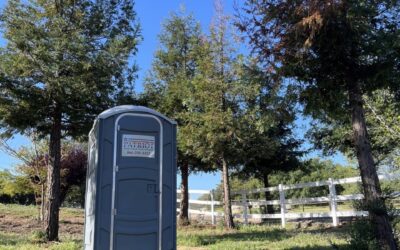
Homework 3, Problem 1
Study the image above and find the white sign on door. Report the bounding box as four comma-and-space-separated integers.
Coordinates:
122, 134, 155, 158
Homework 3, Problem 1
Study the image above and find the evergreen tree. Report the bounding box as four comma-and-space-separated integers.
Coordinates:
310, 88, 400, 168
143, 11, 210, 226
238, 0, 400, 247
180, 2, 257, 228
237, 62, 303, 213
0, 0, 140, 240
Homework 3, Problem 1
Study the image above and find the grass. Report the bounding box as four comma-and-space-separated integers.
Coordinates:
178, 224, 350, 250
0, 203, 352, 249
289, 203, 354, 213
0, 232, 81, 250
0, 203, 38, 218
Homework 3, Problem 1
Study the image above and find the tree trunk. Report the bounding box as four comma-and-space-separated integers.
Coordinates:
222, 157, 235, 229
80, 183, 85, 208
44, 107, 62, 241
178, 162, 190, 226
41, 183, 45, 222
59, 184, 69, 206
263, 173, 274, 214
348, 82, 397, 250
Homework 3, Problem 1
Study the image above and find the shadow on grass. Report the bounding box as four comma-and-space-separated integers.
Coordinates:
286, 246, 347, 250
184, 228, 291, 246
297, 224, 351, 236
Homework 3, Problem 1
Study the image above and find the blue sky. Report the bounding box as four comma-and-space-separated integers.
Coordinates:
0, 0, 348, 191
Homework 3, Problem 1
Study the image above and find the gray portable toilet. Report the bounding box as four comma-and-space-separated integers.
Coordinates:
84, 105, 177, 250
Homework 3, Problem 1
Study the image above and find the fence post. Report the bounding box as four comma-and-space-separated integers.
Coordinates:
241, 191, 248, 225
210, 190, 215, 225
328, 178, 338, 227
279, 184, 286, 228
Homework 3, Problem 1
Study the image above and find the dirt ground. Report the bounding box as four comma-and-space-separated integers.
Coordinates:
0, 204, 84, 239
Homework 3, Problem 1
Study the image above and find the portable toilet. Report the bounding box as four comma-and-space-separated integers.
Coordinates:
84, 105, 177, 250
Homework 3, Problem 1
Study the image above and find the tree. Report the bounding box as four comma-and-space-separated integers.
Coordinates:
238, 0, 400, 248
0, 169, 35, 205
237, 63, 302, 213
59, 142, 87, 206
271, 159, 359, 199
6, 139, 87, 219
210, 177, 263, 203
218, 158, 359, 203
143, 10, 210, 226
309, 88, 400, 168
0, 0, 141, 240
1, 132, 48, 219
364, 89, 400, 171
240, 131, 302, 213
15, 139, 48, 220
179, 2, 257, 229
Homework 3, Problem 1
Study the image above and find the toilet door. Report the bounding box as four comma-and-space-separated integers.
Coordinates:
111, 114, 162, 250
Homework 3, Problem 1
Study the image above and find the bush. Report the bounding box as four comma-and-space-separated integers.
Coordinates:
348, 194, 400, 249
30, 230, 47, 243
348, 219, 379, 249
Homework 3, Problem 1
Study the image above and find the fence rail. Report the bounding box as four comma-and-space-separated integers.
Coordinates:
176, 189, 218, 225
176, 174, 399, 227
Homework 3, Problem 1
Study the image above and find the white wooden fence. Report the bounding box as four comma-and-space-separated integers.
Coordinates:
176, 189, 222, 225
177, 174, 399, 227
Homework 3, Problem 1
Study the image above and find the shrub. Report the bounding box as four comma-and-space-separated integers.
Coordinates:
30, 230, 47, 243
348, 219, 379, 249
